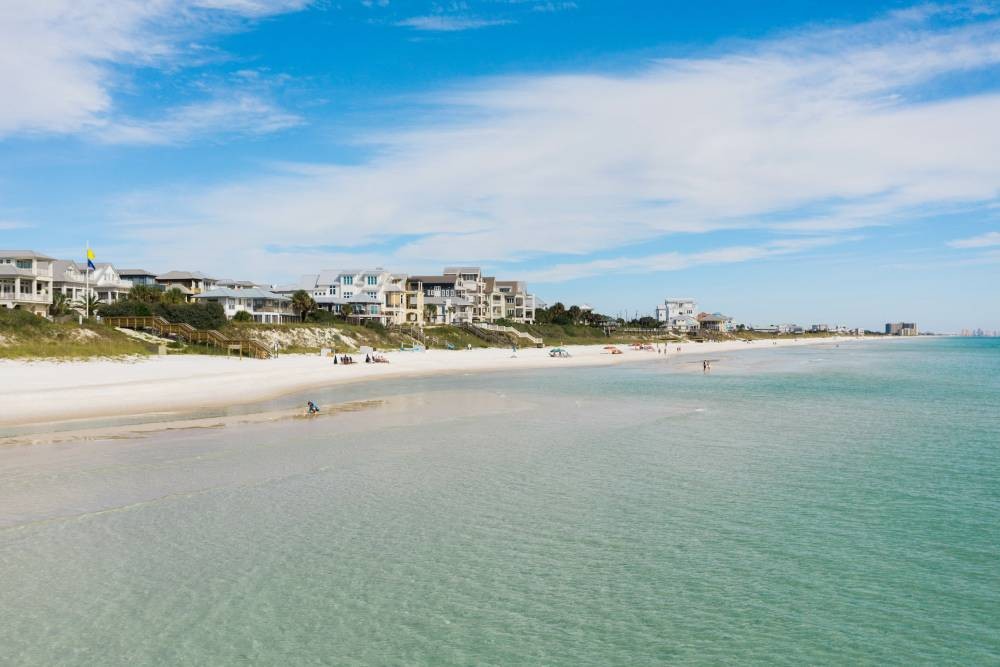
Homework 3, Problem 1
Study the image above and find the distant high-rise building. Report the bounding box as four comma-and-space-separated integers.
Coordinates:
886, 322, 918, 336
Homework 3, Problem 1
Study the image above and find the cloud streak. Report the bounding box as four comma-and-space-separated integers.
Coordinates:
394, 15, 512, 31
948, 231, 1000, 248
0, 0, 309, 141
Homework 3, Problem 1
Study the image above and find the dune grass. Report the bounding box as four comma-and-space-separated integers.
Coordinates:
0, 309, 151, 359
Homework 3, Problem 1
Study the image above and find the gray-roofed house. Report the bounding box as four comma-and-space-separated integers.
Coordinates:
118, 269, 158, 287
192, 287, 294, 324
52, 260, 132, 307
155, 271, 216, 299
0, 250, 54, 316
288, 269, 410, 325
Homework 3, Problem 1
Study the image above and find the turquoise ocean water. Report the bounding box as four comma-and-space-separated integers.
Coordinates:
1, 337, 998, 665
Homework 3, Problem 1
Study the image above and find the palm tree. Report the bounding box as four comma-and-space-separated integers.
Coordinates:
290, 290, 316, 322
49, 292, 71, 317
74, 293, 101, 317
423, 304, 438, 324
129, 284, 161, 304
161, 287, 187, 305
340, 303, 355, 321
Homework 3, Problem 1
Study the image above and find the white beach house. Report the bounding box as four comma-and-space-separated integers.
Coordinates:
656, 298, 700, 332
0, 250, 54, 316
277, 269, 409, 325
192, 287, 294, 323
52, 260, 132, 306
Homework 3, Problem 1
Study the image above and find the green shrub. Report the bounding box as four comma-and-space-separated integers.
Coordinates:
232, 310, 254, 322
98, 300, 153, 317
155, 302, 227, 330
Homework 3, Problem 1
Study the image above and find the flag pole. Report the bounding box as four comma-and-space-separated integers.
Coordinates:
85, 240, 90, 319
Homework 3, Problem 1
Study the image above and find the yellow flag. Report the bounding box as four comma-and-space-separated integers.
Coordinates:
86, 248, 95, 260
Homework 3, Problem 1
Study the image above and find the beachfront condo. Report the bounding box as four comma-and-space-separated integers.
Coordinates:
886, 322, 918, 336
52, 260, 133, 307
656, 298, 700, 332
407, 274, 474, 325
155, 271, 217, 299
0, 250, 54, 317
442, 267, 537, 324
192, 287, 295, 324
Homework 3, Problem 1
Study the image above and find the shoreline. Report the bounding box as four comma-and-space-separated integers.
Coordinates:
1, 336, 878, 437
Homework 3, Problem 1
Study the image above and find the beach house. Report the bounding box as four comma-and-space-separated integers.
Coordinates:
155, 271, 217, 299
278, 269, 409, 325
52, 260, 132, 306
0, 250, 54, 316
697, 312, 735, 333
441, 267, 537, 324
118, 269, 158, 287
407, 274, 473, 325
192, 287, 294, 323
656, 298, 700, 332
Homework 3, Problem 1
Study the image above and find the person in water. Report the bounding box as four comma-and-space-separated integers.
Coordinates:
307, 401, 320, 415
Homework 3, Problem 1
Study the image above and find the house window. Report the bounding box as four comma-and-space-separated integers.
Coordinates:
342, 276, 353, 285
343, 291, 352, 299
15, 259, 32, 270
366, 275, 378, 286
367, 291, 377, 299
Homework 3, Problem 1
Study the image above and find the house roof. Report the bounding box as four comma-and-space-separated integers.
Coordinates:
157, 270, 215, 281
214, 279, 257, 288
118, 269, 157, 276
443, 267, 480, 274
0, 250, 56, 261
698, 313, 733, 323
409, 275, 457, 284
192, 287, 289, 300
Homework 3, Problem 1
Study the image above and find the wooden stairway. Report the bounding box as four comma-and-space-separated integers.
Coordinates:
104, 316, 272, 359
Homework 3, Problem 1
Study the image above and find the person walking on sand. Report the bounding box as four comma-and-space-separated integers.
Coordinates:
511, 344, 518, 358
307, 401, 320, 415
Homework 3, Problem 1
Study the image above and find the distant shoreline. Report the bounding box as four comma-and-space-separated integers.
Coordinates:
0, 336, 899, 440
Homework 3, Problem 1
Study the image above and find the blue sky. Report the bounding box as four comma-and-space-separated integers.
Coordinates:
1, 0, 999, 331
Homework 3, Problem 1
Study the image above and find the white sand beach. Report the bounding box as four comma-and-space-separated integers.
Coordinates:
1, 337, 863, 430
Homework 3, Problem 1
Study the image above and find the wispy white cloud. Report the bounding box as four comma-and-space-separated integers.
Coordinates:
517, 236, 856, 283
0, 220, 32, 231
95, 95, 303, 145
0, 0, 310, 140
395, 15, 512, 31
948, 230, 1000, 248
110, 6, 1000, 282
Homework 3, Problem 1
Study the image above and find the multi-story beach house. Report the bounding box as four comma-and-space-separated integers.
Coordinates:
277, 269, 409, 325
697, 312, 735, 333
406, 274, 473, 325
192, 287, 295, 324
118, 269, 158, 287
441, 267, 537, 323
52, 260, 132, 306
0, 250, 54, 316
656, 298, 700, 332
155, 271, 217, 300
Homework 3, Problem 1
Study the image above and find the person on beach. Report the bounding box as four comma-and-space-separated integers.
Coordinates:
307, 401, 320, 415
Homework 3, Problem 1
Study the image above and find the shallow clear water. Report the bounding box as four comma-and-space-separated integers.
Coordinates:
1, 338, 998, 665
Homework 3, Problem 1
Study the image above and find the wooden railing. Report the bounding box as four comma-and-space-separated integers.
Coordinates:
461, 322, 544, 347
104, 315, 272, 359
